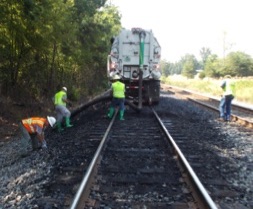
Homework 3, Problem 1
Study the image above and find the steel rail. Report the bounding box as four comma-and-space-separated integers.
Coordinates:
152, 107, 218, 209
162, 84, 253, 111
69, 109, 118, 209
187, 97, 253, 128
161, 84, 253, 127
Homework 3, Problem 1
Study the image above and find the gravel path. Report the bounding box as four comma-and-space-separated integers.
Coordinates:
0, 94, 252, 209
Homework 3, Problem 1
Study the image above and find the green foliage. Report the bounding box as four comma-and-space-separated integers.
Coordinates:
75, 4, 121, 96
161, 48, 253, 81
160, 60, 172, 76
198, 71, 205, 79
202, 51, 253, 78
0, 0, 121, 103
200, 47, 211, 62
160, 60, 184, 76
181, 54, 198, 78
204, 55, 222, 78
199, 47, 212, 69
224, 52, 253, 76
74, 0, 106, 17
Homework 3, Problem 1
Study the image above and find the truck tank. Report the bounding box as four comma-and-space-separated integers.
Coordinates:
107, 28, 161, 107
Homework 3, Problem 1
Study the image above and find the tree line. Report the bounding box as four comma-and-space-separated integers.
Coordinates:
161, 47, 253, 79
2, 0, 252, 105
0, 0, 121, 103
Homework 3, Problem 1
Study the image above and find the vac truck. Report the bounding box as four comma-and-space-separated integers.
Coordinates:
107, 28, 161, 109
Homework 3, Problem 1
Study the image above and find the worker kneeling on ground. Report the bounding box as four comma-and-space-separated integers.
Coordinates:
107, 74, 125, 120
19, 116, 56, 151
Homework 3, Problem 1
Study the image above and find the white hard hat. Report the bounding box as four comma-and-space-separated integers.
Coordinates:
62, 87, 67, 91
113, 74, 120, 80
47, 116, 56, 127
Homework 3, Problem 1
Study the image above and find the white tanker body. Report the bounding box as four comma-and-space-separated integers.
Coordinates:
107, 28, 161, 106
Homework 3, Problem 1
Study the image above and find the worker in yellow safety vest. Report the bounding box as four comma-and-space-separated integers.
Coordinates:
107, 74, 125, 120
54, 87, 73, 132
218, 75, 235, 121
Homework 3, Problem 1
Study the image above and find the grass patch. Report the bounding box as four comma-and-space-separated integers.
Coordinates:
162, 76, 253, 105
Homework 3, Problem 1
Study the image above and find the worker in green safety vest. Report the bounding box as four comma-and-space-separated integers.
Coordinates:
218, 75, 235, 122
107, 74, 125, 120
54, 87, 73, 132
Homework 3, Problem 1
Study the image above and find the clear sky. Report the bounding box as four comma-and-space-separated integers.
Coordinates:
110, 0, 253, 62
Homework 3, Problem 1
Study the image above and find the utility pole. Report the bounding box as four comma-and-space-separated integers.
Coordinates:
223, 31, 227, 60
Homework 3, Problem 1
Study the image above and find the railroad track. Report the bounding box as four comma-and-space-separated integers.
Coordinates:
161, 84, 253, 128
10, 91, 249, 209
1, 89, 252, 209
69, 107, 218, 209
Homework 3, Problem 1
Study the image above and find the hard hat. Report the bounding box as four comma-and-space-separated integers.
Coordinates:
113, 74, 120, 80
62, 87, 67, 91
47, 116, 56, 127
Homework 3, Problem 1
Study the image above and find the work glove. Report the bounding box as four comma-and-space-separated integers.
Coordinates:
42, 139, 47, 149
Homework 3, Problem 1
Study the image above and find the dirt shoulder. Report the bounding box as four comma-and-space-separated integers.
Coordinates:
0, 117, 18, 142
0, 100, 54, 143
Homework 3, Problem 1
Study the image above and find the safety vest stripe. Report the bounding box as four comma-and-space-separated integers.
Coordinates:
22, 118, 45, 133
